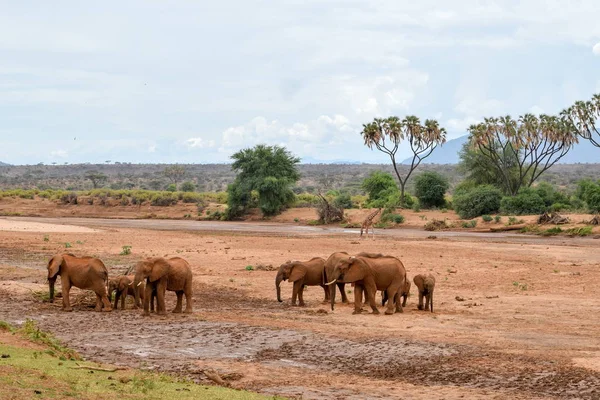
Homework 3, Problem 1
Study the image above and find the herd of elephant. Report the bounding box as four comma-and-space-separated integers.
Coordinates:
46, 253, 193, 315
44, 251, 435, 316
276, 252, 436, 314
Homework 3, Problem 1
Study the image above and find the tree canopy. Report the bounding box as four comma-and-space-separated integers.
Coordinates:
468, 114, 578, 196
361, 116, 446, 205
561, 93, 600, 147
226, 144, 300, 219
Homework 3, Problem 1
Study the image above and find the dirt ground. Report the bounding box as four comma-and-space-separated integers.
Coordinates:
1, 216, 600, 399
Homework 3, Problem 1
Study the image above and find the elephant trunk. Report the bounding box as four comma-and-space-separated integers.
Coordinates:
48, 278, 56, 302
275, 271, 284, 302
133, 273, 143, 307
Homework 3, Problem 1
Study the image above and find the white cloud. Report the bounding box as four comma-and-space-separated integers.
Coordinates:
186, 138, 216, 149
446, 117, 480, 135
593, 42, 600, 55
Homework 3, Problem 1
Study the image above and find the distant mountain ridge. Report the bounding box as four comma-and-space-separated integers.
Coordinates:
0, 161, 10, 166
401, 135, 600, 165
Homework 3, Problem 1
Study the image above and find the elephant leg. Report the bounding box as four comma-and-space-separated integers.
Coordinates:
184, 288, 193, 313
321, 285, 329, 303
298, 284, 306, 307
113, 291, 120, 310
173, 291, 183, 313
402, 293, 407, 308
95, 294, 102, 311
425, 294, 430, 312
143, 283, 152, 316
61, 280, 72, 312
352, 285, 364, 314
338, 283, 349, 303
156, 283, 166, 315
120, 290, 126, 310
291, 281, 302, 306
418, 291, 424, 310
365, 283, 379, 314
394, 292, 403, 313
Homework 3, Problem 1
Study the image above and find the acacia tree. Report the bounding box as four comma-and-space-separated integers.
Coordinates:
561, 93, 600, 147
361, 116, 446, 205
84, 171, 107, 189
163, 165, 186, 184
226, 144, 300, 219
468, 114, 578, 196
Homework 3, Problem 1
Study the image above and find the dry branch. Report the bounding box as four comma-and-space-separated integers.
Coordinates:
70, 362, 126, 372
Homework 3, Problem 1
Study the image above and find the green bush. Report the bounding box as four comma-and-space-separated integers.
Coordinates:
180, 181, 196, 192
481, 214, 493, 222
500, 189, 546, 215
453, 185, 502, 219
381, 212, 405, 224
165, 184, 177, 192
333, 193, 353, 209
181, 192, 202, 204
549, 202, 570, 212
414, 171, 449, 208
150, 192, 178, 206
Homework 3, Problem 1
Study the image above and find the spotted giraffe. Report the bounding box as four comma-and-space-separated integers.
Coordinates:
360, 208, 382, 239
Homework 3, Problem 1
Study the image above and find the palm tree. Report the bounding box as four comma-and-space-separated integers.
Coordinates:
361, 116, 446, 205
561, 93, 600, 147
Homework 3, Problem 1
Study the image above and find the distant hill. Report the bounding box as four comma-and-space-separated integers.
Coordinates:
0, 161, 10, 166
402, 135, 600, 165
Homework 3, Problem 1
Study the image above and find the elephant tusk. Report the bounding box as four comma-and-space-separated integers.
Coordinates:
325, 279, 337, 286
137, 281, 143, 287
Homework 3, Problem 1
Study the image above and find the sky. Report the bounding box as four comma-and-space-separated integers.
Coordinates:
1, 1, 599, 165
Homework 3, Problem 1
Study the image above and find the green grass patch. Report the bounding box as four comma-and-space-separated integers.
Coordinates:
0, 321, 279, 400
564, 226, 594, 236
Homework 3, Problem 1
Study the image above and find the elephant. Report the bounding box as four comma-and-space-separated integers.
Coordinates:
327, 254, 406, 315
382, 278, 411, 308
324, 252, 350, 305
133, 257, 193, 315
47, 253, 111, 312
324, 252, 387, 307
413, 274, 436, 312
276, 257, 327, 306
108, 275, 144, 310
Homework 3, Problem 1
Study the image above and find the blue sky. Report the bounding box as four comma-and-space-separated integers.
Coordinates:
1, 1, 599, 165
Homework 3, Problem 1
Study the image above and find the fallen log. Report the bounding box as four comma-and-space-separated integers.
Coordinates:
70, 362, 126, 372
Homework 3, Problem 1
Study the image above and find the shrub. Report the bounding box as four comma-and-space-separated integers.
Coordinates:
549, 202, 570, 212
120, 245, 132, 255
333, 193, 353, 209
150, 192, 178, 206
481, 214, 493, 223
165, 184, 177, 192
461, 220, 477, 228
180, 181, 196, 192
453, 185, 502, 219
60, 192, 78, 205
494, 215, 502, 223
500, 189, 546, 215
414, 172, 449, 208
381, 212, 405, 224
181, 192, 202, 203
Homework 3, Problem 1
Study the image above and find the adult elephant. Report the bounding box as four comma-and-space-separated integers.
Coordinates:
324, 252, 385, 307
276, 257, 327, 306
323, 252, 351, 305
47, 253, 111, 312
133, 257, 193, 316
327, 254, 406, 315
108, 275, 144, 310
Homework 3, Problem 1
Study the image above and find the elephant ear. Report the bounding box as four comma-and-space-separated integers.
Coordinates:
344, 258, 368, 282
288, 262, 306, 282
149, 258, 171, 282
48, 255, 64, 279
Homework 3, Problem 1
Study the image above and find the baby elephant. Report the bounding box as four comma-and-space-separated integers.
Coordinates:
413, 274, 435, 312
381, 278, 411, 307
108, 275, 143, 310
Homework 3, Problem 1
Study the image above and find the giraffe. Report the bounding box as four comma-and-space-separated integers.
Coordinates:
360, 208, 382, 239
